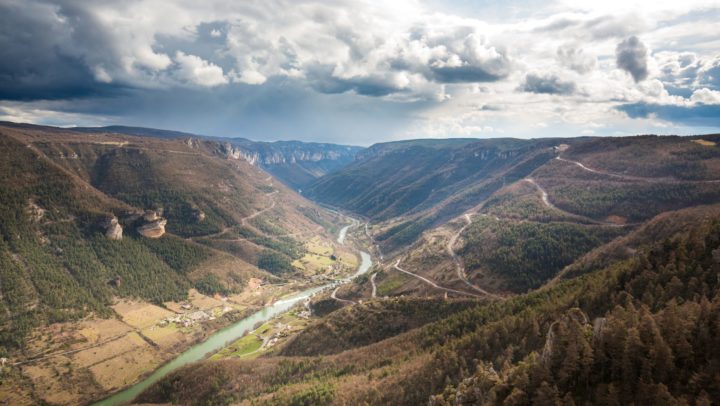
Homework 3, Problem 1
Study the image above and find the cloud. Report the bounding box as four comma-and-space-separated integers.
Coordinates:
1, 0, 719, 141
521, 73, 576, 95
616, 102, 720, 126
698, 57, 720, 89
616, 36, 649, 82
557, 46, 596, 73
690, 88, 720, 104
534, 13, 646, 40
173, 52, 228, 87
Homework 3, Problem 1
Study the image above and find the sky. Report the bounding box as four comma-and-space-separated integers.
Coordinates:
0, 0, 719, 145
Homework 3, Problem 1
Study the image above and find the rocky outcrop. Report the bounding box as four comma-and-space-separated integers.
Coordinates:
143, 209, 162, 222
26, 200, 45, 222
137, 218, 167, 238
103, 216, 123, 240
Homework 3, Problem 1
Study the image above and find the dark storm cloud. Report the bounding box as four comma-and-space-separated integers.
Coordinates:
616, 36, 649, 82
0, 1, 117, 100
429, 65, 507, 83
521, 73, 576, 95
616, 102, 720, 126
306, 65, 404, 97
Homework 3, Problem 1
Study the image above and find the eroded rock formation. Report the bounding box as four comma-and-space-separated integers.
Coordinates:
137, 218, 167, 238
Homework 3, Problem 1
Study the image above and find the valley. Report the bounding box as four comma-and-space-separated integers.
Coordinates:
3, 2, 720, 404
2, 123, 720, 405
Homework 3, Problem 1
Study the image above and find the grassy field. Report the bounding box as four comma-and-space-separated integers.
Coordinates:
376, 271, 412, 297
112, 301, 176, 330
292, 236, 358, 277
211, 333, 264, 359
211, 310, 311, 360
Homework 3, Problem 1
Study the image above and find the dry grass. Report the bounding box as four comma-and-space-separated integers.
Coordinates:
77, 318, 133, 344
72, 332, 147, 369
188, 288, 224, 310
22, 357, 88, 405
89, 339, 161, 391
112, 300, 175, 329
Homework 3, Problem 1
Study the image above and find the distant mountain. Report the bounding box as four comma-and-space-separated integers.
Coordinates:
67, 124, 364, 189
213, 138, 363, 190
306, 138, 564, 220
306, 137, 566, 251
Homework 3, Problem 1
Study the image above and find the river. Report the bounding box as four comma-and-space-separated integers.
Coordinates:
94, 221, 370, 406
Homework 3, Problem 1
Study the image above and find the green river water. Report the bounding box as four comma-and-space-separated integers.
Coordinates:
94, 223, 371, 405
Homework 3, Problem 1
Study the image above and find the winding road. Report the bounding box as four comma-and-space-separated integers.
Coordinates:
446, 214, 497, 296
370, 273, 378, 298
188, 189, 278, 241
393, 259, 483, 298
330, 286, 356, 304
524, 178, 556, 210
557, 155, 720, 184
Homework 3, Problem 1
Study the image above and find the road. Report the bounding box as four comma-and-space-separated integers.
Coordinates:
370, 273, 378, 298
524, 178, 555, 210
392, 259, 483, 298
188, 189, 278, 241
330, 286, 356, 304
557, 156, 720, 184
446, 214, 497, 296
241, 191, 278, 225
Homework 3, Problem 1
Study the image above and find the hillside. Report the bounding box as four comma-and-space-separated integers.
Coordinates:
38, 123, 364, 190
0, 123, 352, 405
306, 138, 565, 253
306, 138, 562, 221
304, 134, 720, 297
139, 217, 720, 405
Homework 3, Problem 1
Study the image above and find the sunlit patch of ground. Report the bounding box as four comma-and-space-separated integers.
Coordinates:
692, 139, 716, 147
72, 332, 147, 369
211, 310, 311, 360
112, 300, 176, 330
142, 323, 185, 348
293, 236, 358, 278
88, 335, 161, 391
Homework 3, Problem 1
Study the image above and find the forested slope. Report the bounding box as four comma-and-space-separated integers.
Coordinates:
0, 123, 337, 353
139, 216, 720, 405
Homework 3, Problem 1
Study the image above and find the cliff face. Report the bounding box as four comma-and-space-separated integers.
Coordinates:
104, 216, 123, 240
206, 139, 363, 189
62, 125, 363, 190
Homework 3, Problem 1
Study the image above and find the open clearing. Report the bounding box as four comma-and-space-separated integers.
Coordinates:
112, 300, 176, 330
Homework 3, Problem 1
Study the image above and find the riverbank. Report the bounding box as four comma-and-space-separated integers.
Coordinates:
94, 218, 372, 405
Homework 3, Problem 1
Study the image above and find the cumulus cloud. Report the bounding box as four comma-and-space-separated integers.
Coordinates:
690, 88, 720, 104
616, 36, 649, 82
521, 73, 576, 95
174, 51, 228, 86
1, 0, 719, 141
